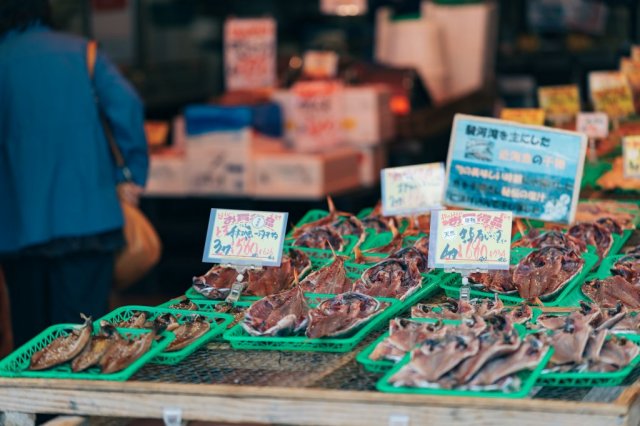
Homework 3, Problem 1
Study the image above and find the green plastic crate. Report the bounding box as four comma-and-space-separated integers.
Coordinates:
511, 228, 629, 258
287, 209, 331, 238
285, 234, 359, 263
376, 326, 552, 397
536, 334, 640, 387
581, 161, 613, 189
223, 295, 401, 353
0, 324, 174, 381
98, 305, 233, 365
355, 208, 409, 233
439, 248, 599, 306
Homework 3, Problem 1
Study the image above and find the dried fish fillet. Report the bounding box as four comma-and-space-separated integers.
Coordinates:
353, 259, 422, 300
30, 315, 93, 371
299, 255, 352, 294
306, 292, 385, 339
242, 286, 309, 336
166, 315, 211, 352
71, 323, 119, 372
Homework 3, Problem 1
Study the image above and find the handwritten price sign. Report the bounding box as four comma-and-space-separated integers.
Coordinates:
589, 71, 635, 119
291, 80, 343, 152
381, 163, 444, 216
224, 18, 276, 91
576, 112, 609, 139
623, 136, 640, 178
203, 209, 288, 267
428, 210, 512, 270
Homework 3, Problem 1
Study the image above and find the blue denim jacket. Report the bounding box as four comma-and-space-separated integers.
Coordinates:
0, 24, 148, 254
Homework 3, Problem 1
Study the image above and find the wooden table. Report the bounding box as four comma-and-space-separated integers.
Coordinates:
1, 375, 640, 425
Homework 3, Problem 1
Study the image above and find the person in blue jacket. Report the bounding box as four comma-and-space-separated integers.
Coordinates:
0, 0, 149, 346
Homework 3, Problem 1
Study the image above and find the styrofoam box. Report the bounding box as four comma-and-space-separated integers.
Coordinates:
145, 150, 187, 195
253, 147, 361, 199
342, 86, 395, 146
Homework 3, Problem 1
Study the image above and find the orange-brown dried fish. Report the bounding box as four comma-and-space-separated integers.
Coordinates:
71, 322, 120, 372
29, 314, 92, 371
99, 322, 163, 374
166, 315, 211, 352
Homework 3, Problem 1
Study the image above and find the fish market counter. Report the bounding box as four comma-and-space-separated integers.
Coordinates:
1, 349, 640, 426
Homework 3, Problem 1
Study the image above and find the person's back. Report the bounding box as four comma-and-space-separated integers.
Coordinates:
0, 0, 149, 347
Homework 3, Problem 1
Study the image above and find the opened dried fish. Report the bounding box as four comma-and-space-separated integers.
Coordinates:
370, 319, 447, 362
611, 254, 640, 285
582, 276, 640, 309
469, 268, 517, 294
71, 322, 119, 373
568, 222, 613, 260
299, 255, 352, 294
513, 229, 586, 254
353, 259, 422, 300
293, 226, 344, 251
99, 322, 164, 374
242, 286, 309, 336
30, 315, 93, 371
306, 292, 385, 339
166, 315, 212, 352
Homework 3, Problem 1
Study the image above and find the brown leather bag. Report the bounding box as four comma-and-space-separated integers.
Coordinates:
87, 41, 162, 289
0, 267, 13, 357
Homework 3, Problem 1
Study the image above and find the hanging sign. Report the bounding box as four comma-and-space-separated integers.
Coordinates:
623, 136, 640, 178
500, 108, 545, 126
589, 71, 635, 119
224, 17, 276, 91
444, 114, 587, 224
537, 85, 581, 121
380, 162, 445, 217
427, 210, 512, 270
203, 209, 288, 267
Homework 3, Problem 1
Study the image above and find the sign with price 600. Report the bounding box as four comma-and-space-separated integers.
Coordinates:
428, 210, 512, 270
203, 209, 288, 267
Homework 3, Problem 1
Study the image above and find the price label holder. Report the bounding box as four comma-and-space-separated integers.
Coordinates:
444, 114, 587, 225
380, 162, 445, 217
500, 108, 545, 126
202, 209, 288, 303
428, 210, 512, 302
576, 112, 609, 164
623, 136, 640, 179
537, 85, 581, 125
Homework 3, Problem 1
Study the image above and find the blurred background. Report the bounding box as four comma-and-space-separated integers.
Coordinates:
46, 0, 640, 303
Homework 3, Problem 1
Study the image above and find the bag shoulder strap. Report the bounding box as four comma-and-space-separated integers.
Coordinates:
86, 40, 132, 181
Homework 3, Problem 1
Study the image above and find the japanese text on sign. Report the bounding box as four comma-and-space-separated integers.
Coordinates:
224, 18, 276, 91
444, 114, 587, 224
203, 209, 288, 267
576, 112, 609, 139
291, 80, 343, 152
589, 71, 635, 119
381, 163, 444, 217
500, 108, 545, 126
623, 136, 640, 178
537, 85, 580, 120
427, 210, 512, 270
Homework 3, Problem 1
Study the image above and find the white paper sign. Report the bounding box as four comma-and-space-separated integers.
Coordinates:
576, 112, 609, 139
290, 81, 343, 152
623, 136, 640, 178
224, 18, 276, 91
381, 163, 445, 217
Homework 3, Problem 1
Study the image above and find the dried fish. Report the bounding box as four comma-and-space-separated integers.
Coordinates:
582, 276, 640, 309
116, 311, 148, 329
299, 255, 352, 294
291, 196, 343, 237
363, 221, 403, 255
513, 229, 586, 254
370, 319, 447, 362
469, 268, 517, 294
611, 254, 640, 285
71, 322, 119, 372
411, 299, 475, 320
306, 292, 385, 339
503, 304, 533, 325
167, 298, 198, 311
353, 259, 422, 300
242, 286, 309, 336
99, 322, 163, 374
293, 226, 344, 251
166, 315, 212, 352
568, 222, 613, 260
549, 317, 591, 366
513, 247, 584, 301
29, 315, 92, 371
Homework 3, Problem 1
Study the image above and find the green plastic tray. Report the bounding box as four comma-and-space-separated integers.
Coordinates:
285, 234, 359, 263
0, 324, 174, 381
288, 209, 331, 238
223, 295, 401, 353
376, 325, 552, 397
98, 305, 233, 365
511, 227, 629, 257
344, 234, 430, 274
184, 286, 262, 302
356, 208, 409, 233
581, 161, 613, 189
439, 248, 599, 306
536, 334, 640, 387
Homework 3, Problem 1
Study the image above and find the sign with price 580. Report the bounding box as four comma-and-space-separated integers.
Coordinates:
427, 210, 512, 270
203, 209, 288, 267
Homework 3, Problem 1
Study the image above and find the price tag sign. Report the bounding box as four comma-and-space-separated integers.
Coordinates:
428, 210, 512, 270
203, 209, 288, 267
589, 71, 635, 119
537, 85, 580, 121
500, 108, 545, 126
444, 114, 587, 224
224, 18, 276, 91
576, 112, 609, 139
623, 136, 640, 178
291, 80, 343, 152
381, 163, 445, 217
303, 51, 339, 79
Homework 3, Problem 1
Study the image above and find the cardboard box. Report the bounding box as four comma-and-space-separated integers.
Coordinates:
185, 128, 253, 195
342, 86, 395, 145
357, 144, 387, 187
253, 147, 361, 198
145, 149, 187, 195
